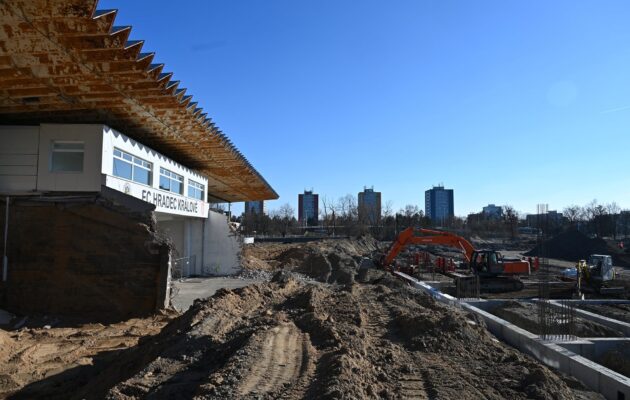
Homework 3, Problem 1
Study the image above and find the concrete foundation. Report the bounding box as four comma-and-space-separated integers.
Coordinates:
548, 299, 630, 336
396, 272, 630, 400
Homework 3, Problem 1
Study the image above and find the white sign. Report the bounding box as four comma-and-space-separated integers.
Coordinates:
105, 175, 207, 218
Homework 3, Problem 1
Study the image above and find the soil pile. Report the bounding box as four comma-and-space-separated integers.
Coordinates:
525, 230, 612, 263
526, 229, 630, 268
6, 274, 603, 399
242, 237, 380, 285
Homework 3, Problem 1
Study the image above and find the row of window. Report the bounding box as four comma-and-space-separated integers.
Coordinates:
49, 143, 205, 201
113, 148, 205, 200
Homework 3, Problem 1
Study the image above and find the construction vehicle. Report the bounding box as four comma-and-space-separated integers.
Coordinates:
573, 255, 624, 296
380, 227, 531, 292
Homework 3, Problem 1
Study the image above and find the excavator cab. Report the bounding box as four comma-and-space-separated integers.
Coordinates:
470, 250, 503, 276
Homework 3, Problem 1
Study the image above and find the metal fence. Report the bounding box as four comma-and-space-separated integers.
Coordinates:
171, 255, 196, 279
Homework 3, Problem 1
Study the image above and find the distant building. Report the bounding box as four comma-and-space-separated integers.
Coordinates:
482, 204, 503, 220
298, 190, 319, 226
425, 185, 454, 224
525, 210, 565, 229
358, 186, 382, 225
244, 200, 265, 215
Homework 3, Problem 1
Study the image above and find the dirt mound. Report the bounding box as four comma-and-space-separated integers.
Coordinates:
246, 237, 380, 285
525, 230, 610, 262
6, 278, 603, 399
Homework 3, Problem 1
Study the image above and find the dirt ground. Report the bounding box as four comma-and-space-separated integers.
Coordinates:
597, 345, 630, 378
490, 301, 625, 337
0, 312, 175, 398
1, 271, 604, 399
0, 237, 615, 399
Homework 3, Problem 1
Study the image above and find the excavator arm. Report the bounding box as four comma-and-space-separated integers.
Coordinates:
381, 227, 476, 267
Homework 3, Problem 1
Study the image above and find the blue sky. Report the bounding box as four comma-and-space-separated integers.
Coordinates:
100, 1, 630, 217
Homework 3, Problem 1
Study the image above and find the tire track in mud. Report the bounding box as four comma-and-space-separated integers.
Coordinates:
359, 286, 429, 400
399, 373, 429, 400
238, 323, 314, 397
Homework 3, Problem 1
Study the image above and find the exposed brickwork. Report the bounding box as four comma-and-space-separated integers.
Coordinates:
0, 195, 170, 322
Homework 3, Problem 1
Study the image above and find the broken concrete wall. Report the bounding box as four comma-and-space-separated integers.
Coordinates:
0, 195, 170, 322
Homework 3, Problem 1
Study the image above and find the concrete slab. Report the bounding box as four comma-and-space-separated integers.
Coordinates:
170, 277, 261, 312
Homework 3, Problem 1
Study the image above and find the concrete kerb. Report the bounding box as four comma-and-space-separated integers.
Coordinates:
392, 272, 630, 400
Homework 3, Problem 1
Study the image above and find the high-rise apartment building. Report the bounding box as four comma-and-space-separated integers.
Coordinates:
358, 186, 381, 225
425, 185, 454, 224
482, 204, 503, 220
244, 200, 265, 215
298, 190, 319, 226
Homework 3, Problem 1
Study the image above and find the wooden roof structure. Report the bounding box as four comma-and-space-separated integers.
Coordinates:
0, 0, 277, 202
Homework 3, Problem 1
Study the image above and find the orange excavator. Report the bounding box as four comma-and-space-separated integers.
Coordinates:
380, 227, 531, 292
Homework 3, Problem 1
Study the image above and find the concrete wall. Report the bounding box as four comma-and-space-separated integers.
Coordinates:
37, 124, 103, 192
155, 210, 241, 277
0, 126, 40, 192
0, 195, 170, 322
201, 210, 241, 276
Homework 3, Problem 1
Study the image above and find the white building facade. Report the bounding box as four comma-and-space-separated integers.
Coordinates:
0, 123, 240, 276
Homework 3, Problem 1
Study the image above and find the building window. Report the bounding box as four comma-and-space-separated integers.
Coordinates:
50, 141, 84, 172
159, 167, 184, 194
113, 148, 152, 185
188, 180, 205, 201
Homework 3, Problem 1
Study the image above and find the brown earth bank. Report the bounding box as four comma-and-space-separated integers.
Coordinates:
2, 271, 604, 400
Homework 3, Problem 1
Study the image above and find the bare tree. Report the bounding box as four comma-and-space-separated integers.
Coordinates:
277, 203, 295, 237
503, 205, 519, 240
606, 202, 621, 239
563, 205, 582, 227
383, 200, 394, 219
320, 195, 334, 234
